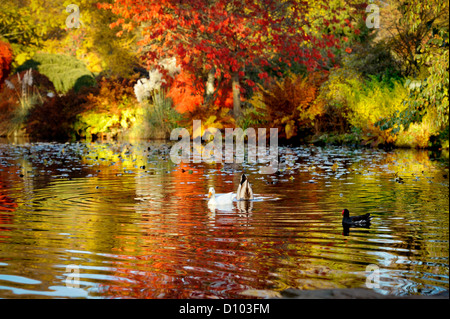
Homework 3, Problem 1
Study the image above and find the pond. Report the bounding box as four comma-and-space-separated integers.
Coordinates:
0, 139, 448, 298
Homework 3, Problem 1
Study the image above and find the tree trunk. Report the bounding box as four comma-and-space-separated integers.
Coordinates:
205, 67, 215, 104
232, 72, 242, 118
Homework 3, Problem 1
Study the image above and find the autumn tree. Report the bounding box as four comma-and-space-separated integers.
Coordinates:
0, 39, 13, 90
377, 0, 449, 76
0, 0, 138, 77
101, 0, 353, 118
0, 1, 45, 67
372, 0, 449, 134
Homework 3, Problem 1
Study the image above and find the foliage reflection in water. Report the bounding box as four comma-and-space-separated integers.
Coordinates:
0, 139, 448, 298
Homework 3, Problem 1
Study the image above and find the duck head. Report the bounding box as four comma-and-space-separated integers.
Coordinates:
342, 209, 350, 217
208, 187, 215, 198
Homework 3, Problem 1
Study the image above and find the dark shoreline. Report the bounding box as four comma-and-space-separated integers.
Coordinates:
280, 287, 449, 299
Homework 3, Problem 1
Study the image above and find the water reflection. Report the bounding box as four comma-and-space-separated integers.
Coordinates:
237, 200, 253, 215
0, 139, 448, 298
342, 224, 371, 236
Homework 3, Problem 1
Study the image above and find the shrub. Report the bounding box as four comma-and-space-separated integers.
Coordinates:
401, 31, 449, 134
395, 122, 431, 148
0, 68, 55, 136
16, 53, 96, 94
132, 89, 183, 139
26, 85, 96, 140
395, 109, 447, 149
237, 93, 269, 131
320, 65, 409, 147
252, 72, 327, 140
74, 96, 138, 140
73, 76, 140, 140
342, 42, 402, 81
179, 100, 236, 136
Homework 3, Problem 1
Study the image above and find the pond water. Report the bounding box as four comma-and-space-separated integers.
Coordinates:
0, 139, 448, 298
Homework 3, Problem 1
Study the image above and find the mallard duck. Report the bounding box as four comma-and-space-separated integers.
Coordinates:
207, 187, 236, 206
236, 174, 254, 201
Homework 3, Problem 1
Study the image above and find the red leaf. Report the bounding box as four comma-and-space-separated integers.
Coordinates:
100, 0, 347, 113
246, 79, 255, 87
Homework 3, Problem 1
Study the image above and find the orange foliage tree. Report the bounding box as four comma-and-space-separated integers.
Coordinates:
167, 70, 233, 114
100, 0, 350, 117
0, 40, 13, 90
259, 72, 328, 140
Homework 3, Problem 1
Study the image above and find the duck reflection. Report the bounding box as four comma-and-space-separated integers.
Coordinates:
237, 199, 253, 215
342, 223, 371, 236
207, 200, 254, 228
207, 199, 253, 216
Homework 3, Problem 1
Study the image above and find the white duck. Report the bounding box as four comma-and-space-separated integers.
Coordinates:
236, 174, 254, 201
207, 187, 236, 207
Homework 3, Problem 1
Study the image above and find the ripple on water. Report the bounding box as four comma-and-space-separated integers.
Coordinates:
0, 141, 448, 298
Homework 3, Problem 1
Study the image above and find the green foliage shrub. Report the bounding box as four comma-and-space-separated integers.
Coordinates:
16, 53, 96, 94
237, 101, 269, 132
132, 90, 183, 139
344, 42, 402, 82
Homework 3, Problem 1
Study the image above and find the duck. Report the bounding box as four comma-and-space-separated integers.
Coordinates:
394, 172, 404, 184
236, 173, 254, 201
207, 187, 236, 206
342, 209, 372, 226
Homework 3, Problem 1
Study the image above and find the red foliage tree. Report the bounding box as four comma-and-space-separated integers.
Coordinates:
101, 0, 358, 116
0, 40, 13, 90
